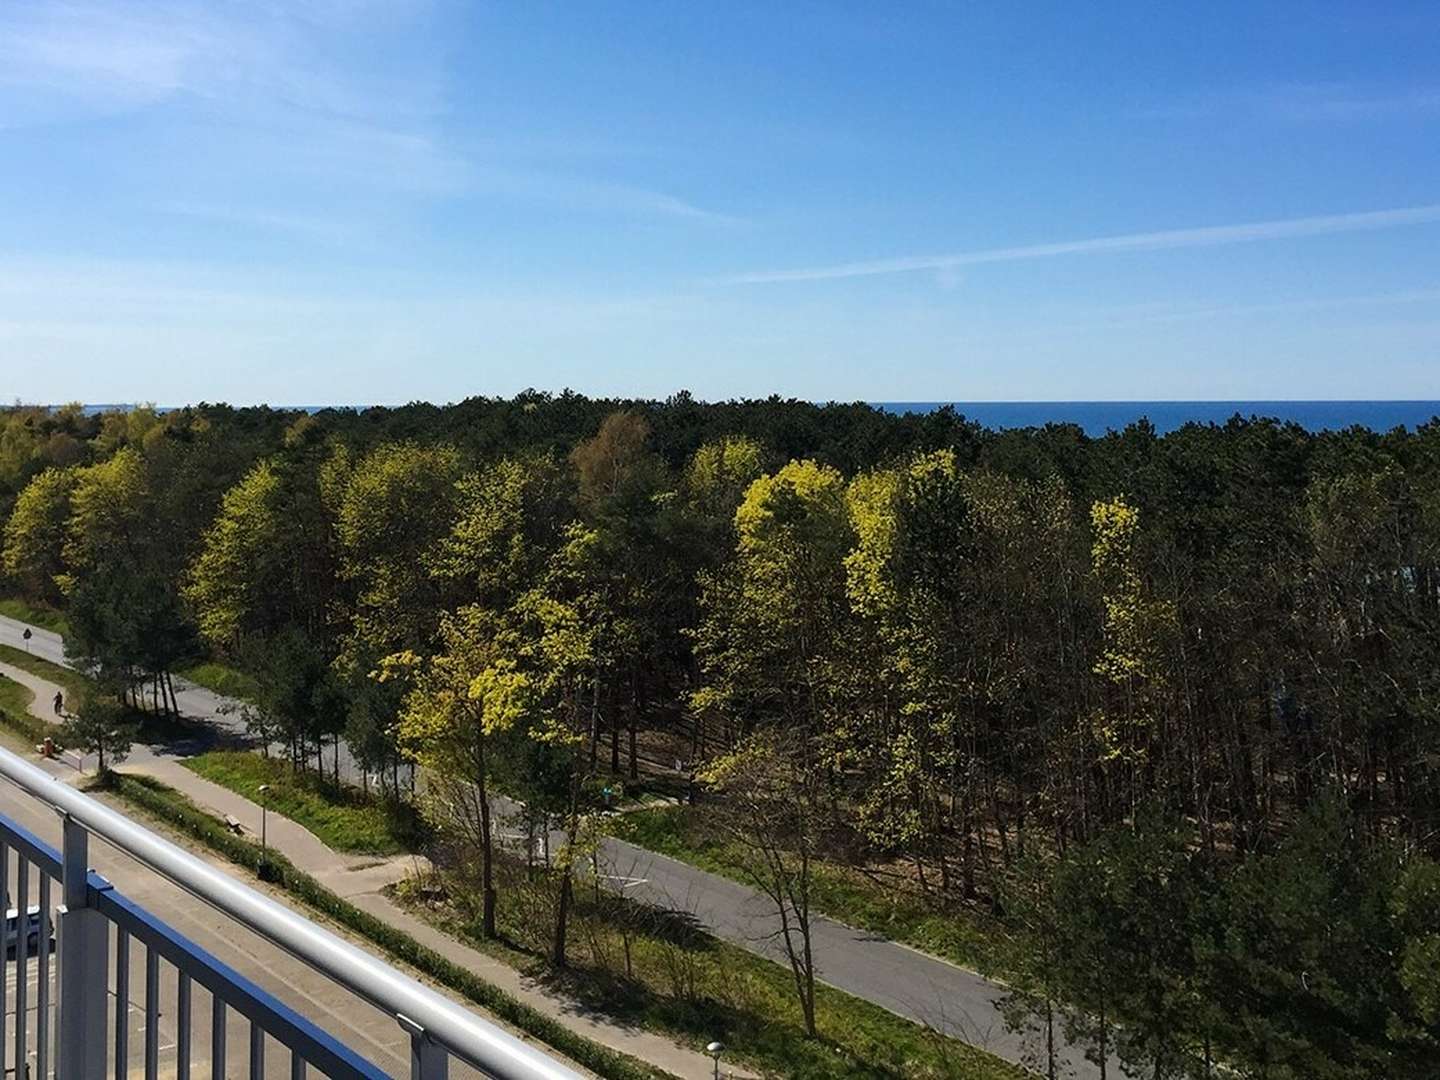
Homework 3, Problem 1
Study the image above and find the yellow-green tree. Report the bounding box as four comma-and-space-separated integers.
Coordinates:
392, 605, 536, 938
61, 448, 187, 701
185, 459, 288, 647
430, 453, 572, 613
1090, 496, 1175, 813
2, 466, 75, 605
332, 441, 464, 784
694, 459, 854, 742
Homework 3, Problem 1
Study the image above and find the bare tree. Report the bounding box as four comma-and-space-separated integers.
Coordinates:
700, 728, 828, 1036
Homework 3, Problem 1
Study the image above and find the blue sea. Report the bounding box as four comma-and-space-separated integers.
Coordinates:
64, 400, 1440, 436
877, 401, 1440, 436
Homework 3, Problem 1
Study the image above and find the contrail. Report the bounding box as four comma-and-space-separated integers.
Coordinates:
722, 203, 1440, 284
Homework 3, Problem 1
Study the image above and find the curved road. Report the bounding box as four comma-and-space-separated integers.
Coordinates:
0, 613, 1105, 1077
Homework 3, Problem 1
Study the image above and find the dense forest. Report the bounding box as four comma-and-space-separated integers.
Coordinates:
3, 394, 1439, 1079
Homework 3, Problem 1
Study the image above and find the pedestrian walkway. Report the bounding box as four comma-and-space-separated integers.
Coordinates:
0, 653, 741, 1079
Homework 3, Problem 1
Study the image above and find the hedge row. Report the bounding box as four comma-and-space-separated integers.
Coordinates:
110, 774, 673, 1080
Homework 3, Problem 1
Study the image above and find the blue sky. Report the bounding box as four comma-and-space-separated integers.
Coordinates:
2, 2, 1438, 405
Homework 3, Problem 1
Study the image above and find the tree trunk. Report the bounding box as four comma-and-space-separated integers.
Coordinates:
589, 675, 599, 766
628, 669, 641, 781
165, 670, 180, 716
551, 866, 573, 968
476, 734, 497, 939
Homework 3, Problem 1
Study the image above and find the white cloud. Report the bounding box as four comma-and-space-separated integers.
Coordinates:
0, 1, 725, 221
0, 1, 441, 121
723, 204, 1440, 284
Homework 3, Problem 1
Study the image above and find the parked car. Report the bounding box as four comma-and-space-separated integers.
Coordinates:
4, 905, 49, 958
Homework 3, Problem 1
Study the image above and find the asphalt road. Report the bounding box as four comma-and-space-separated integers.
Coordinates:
0, 616, 392, 790
0, 613, 1105, 1077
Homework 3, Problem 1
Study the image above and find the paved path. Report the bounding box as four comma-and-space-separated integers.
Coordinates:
0, 613, 1103, 1076
0, 648, 738, 1080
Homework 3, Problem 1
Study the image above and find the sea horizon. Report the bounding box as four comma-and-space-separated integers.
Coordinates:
49, 398, 1440, 437
879, 400, 1440, 435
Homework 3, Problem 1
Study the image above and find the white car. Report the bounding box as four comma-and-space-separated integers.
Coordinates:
4, 906, 48, 957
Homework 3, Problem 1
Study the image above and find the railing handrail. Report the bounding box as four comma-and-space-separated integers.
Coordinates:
0, 746, 584, 1080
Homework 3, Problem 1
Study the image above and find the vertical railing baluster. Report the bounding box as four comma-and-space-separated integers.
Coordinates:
0, 842, 8, 1078
58, 814, 106, 1080
402, 1016, 449, 1080
291, 1049, 306, 1079
145, 948, 159, 1080
211, 992, 226, 1080
250, 1020, 265, 1080
37, 874, 50, 1078
16, 858, 29, 1078
176, 971, 191, 1080
115, 929, 130, 1080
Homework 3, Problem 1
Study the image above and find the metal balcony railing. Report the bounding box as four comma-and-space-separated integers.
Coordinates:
0, 746, 584, 1080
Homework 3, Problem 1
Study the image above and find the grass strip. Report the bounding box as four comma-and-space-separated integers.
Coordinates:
0, 597, 70, 636
107, 772, 672, 1080
183, 749, 411, 855
0, 676, 50, 744
626, 806, 1013, 979
0, 643, 89, 700
176, 661, 261, 702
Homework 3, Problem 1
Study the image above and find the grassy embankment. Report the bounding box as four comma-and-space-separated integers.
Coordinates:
0, 642, 87, 699
0, 597, 70, 636
626, 805, 1012, 979
0, 644, 87, 744
0, 643, 205, 748
0, 672, 40, 740
175, 661, 262, 701
183, 749, 413, 855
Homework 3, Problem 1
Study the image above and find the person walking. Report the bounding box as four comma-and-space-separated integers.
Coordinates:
52, 690, 63, 716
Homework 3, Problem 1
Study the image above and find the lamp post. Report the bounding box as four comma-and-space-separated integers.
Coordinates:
706, 1041, 724, 1080
257, 784, 271, 872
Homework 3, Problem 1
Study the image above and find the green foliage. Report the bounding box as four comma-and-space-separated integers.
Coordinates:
6, 398, 1440, 1077
61, 688, 140, 772
185, 458, 287, 645
430, 454, 572, 610
2, 467, 75, 604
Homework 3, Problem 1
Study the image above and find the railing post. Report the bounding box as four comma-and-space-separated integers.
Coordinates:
398, 1014, 448, 1080
58, 815, 109, 1080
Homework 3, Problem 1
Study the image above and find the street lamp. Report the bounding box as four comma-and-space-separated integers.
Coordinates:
257, 784, 271, 872
706, 1041, 724, 1080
